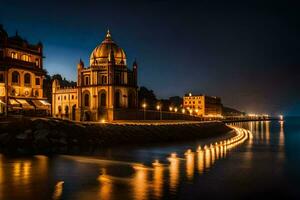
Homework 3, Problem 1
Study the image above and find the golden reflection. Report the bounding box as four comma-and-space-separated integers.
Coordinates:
35, 155, 48, 175
53, 181, 64, 200
220, 145, 224, 159
153, 162, 164, 199
133, 165, 148, 200
185, 150, 194, 180
265, 121, 270, 144
12, 161, 33, 185
0, 155, 3, 184
168, 154, 179, 192
211, 146, 216, 165
197, 150, 205, 174
260, 122, 264, 141
204, 148, 211, 169
215, 145, 220, 160
279, 121, 285, 146
98, 169, 112, 200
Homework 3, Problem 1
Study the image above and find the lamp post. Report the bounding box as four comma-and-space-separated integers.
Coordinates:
156, 104, 162, 120
182, 108, 185, 114
142, 103, 147, 120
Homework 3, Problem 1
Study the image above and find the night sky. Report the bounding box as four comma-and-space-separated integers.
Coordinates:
1, 0, 299, 115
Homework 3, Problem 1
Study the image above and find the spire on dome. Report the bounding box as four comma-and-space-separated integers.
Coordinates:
106, 29, 111, 38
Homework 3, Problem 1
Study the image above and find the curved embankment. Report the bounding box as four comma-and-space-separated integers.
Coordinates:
0, 118, 232, 154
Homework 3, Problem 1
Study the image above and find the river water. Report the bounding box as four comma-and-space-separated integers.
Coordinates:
1, 117, 300, 200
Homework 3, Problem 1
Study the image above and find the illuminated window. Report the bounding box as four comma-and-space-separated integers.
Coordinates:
35, 90, 39, 97
24, 73, 31, 85
72, 95, 74, 100
58, 96, 60, 100
11, 52, 18, 59
0, 73, 4, 83
35, 78, 40, 85
64, 96, 66, 100
12, 71, 20, 84
21, 54, 31, 62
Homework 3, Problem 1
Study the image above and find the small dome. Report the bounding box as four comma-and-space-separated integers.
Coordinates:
90, 30, 126, 66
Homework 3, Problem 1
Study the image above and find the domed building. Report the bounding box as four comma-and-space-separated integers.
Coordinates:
52, 30, 138, 121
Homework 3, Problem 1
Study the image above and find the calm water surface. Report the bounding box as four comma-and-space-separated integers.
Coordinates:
1, 117, 300, 199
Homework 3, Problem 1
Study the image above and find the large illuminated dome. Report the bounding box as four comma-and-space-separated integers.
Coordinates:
90, 30, 126, 66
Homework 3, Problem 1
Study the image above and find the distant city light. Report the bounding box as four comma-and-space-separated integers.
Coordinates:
156, 105, 161, 110
142, 103, 147, 109
279, 115, 284, 121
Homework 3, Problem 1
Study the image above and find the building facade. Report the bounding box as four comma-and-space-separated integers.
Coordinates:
52, 30, 138, 121
0, 25, 50, 115
183, 93, 222, 117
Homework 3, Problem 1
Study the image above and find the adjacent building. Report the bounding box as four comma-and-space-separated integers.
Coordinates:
183, 93, 222, 117
0, 25, 50, 115
52, 30, 138, 121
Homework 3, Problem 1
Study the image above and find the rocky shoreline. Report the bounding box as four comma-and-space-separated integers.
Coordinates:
0, 118, 232, 155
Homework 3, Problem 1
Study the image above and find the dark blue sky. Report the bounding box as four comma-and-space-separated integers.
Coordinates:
1, 0, 300, 115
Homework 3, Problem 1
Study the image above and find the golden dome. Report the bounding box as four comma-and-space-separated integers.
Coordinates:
90, 30, 126, 66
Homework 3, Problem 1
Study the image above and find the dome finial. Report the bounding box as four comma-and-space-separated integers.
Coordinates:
106, 29, 111, 38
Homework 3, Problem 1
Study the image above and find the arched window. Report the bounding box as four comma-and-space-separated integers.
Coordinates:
12, 71, 20, 84
102, 76, 107, 84
35, 78, 40, 85
72, 105, 76, 120
58, 106, 62, 113
101, 93, 106, 106
65, 106, 69, 115
114, 91, 121, 108
84, 93, 90, 107
84, 76, 90, 86
98, 91, 106, 107
24, 73, 31, 85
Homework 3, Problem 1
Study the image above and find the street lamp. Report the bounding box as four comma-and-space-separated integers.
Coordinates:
279, 114, 283, 121
182, 108, 185, 114
142, 103, 147, 120
156, 104, 162, 120
169, 106, 173, 112
174, 107, 178, 112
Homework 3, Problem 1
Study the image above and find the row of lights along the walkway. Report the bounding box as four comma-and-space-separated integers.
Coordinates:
131, 126, 251, 169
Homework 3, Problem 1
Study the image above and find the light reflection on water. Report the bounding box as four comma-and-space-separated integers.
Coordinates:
0, 120, 293, 199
